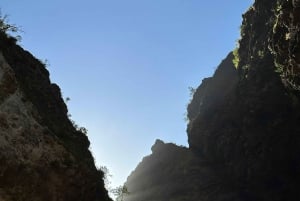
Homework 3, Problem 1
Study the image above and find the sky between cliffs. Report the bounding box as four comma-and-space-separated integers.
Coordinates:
2, 0, 252, 190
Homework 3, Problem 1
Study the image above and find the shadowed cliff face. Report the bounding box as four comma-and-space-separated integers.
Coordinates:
187, 52, 239, 156
0, 31, 111, 201
123, 1, 300, 201
123, 54, 241, 201
124, 140, 219, 201
189, 1, 300, 200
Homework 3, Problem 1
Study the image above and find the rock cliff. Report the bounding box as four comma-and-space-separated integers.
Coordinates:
0, 30, 111, 200
123, 139, 218, 201
123, 0, 300, 201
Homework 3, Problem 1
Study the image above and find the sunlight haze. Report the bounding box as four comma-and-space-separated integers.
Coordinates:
2, 0, 252, 189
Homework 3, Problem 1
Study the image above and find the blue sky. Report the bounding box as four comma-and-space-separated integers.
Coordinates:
2, 0, 252, 190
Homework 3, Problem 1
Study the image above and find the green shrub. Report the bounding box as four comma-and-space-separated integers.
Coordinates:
232, 47, 240, 68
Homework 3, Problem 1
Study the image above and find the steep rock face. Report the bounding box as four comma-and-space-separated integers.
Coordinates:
269, 0, 300, 89
187, 52, 238, 153
124, 0, 300, 201
0, 32, 111, 201
188, 0, 300, 200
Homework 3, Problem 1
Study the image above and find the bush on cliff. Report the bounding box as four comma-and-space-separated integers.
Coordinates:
0, 11, 22, 41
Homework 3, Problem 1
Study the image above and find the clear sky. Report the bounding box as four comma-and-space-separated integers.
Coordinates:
2, 0, 252, 190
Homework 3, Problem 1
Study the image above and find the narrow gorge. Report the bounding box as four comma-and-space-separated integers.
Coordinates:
1, 0, 300, 201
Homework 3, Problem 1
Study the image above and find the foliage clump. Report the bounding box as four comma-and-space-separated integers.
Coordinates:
0, 11, 22, 41
232, 47, 240, 69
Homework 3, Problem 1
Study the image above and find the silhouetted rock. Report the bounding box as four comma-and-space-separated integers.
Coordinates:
124, 140, 219, 201
0, 31, 111, 201
187, 52, 238, 155
124, 0, 300, 201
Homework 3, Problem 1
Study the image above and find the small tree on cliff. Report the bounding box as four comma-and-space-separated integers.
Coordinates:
111, 185, 130, 201
0, 10, 22, 41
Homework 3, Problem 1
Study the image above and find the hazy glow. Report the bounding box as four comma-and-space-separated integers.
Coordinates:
2, 0, 252, 189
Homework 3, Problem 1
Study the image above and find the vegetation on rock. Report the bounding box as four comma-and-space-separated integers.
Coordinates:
0, 11, 22, 42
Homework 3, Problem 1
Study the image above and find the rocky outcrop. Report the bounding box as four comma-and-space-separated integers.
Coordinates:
0, 31, 111, 201
123, 0, 300, 201
124, 140, 218, 201
123, 53, 240, 201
